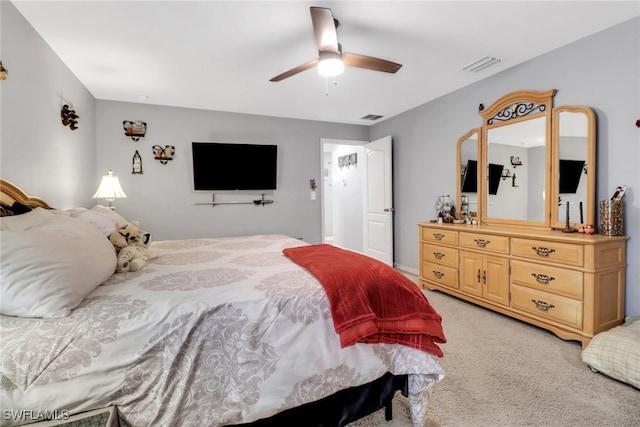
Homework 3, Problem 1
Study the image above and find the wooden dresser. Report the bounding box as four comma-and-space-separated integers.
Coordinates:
418, 222, 628, 348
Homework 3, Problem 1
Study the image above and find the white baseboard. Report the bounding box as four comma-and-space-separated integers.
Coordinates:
394, 264, 418, 277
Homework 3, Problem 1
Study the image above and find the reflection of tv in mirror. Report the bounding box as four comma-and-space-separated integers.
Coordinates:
559, 159, 585, 194
461, 160, 477, 193
462, 160, 503, 195
488, 163, 504, 195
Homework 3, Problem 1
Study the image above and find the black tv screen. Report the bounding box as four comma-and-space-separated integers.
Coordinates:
488, 163, 504, 195
192, 142, 277, 190
461, 160, 478, 193
559, 159, 585, 194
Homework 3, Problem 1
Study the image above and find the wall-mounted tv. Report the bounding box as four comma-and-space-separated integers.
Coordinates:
192, 142, 277, 190
488, 163, 504, 195
559, 159, 585, 194
461, 160, 478, 193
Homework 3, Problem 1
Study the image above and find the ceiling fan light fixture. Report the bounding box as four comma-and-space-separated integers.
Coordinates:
317, 52, 344, 77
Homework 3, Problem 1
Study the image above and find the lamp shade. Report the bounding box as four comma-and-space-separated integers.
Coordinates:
93, 170, 127, 201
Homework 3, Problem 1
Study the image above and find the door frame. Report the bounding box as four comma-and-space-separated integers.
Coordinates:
320, 137, 393, 265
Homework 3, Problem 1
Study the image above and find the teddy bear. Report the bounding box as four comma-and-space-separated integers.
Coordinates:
116, 229, 153, 273
108, 221, 139, 251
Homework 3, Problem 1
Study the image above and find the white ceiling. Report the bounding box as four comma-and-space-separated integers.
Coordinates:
11, 1, 640, 125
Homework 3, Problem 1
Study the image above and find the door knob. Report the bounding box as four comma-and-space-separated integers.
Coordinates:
384, 208, 395, 212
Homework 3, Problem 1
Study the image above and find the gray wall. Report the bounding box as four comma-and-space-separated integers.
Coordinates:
371, 17, 640, 315
1, 2, 96, 208
95, 101, 368, 243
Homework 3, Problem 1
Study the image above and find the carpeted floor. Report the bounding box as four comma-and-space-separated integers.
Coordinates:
351, 284, 640, 426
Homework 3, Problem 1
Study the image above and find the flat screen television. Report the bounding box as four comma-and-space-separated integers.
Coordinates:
488, 163, 504, 195
559, 159, 585, 194
461, 160, 478, 193
192, 142, 277, 190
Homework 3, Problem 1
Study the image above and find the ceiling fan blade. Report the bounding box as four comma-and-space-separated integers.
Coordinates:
343, 53, 403, 74
270, 58, 319, 82
310, 7, 339, 53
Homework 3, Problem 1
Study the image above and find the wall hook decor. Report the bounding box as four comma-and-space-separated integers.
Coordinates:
61, 104, 79, 130
309, 178, 317, 190
338, 152, 358, 169
153, 145, 175, 164
123, 120, 147, 141
510, 156, 522, 167
501, 169, 512, 180
132, 150, 143, 174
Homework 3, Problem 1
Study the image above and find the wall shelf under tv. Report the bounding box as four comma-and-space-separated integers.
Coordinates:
195, 193, 274, 207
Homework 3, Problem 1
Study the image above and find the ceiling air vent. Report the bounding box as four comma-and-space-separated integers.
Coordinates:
361, 114, 384, 121
462, 56, 501, 73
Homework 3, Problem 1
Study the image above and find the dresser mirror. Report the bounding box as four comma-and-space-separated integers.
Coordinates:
455, 89, 596, 229
485, 116, 547, 223
456, 129, 480, 220
551, 106, 596, 229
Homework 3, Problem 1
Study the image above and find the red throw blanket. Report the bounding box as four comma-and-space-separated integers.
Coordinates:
283, 244, 446, 357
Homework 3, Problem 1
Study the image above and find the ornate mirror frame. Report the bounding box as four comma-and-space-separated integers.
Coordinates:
456, 89, 596, 230
480, 89, 555, 227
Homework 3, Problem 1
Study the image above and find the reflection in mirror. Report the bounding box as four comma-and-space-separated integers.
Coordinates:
457, 130, 479, 220
553, 108, 595, 228
486, 117, 547, 222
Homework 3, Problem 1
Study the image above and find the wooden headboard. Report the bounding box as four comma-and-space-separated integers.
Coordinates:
0, 178, 52, 209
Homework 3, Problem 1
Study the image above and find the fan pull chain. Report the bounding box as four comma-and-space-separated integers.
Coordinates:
324, 77, 338, 96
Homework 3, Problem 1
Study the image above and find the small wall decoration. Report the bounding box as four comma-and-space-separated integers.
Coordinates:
153, 145, 175, 165
510, 156, 522, 167
61, 104, 79, 130
123, 120, 147, 141
338, 152, 358, 169
0, 61, 7, 80
132, 150, 143, 174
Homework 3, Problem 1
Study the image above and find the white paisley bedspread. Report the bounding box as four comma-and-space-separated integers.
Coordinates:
0, 234, 444, 426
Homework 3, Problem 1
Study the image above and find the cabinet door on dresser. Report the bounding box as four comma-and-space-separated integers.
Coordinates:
460, 250, 510, 306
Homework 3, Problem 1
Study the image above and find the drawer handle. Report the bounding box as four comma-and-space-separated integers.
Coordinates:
531, 299, 555, 311
476, 269, 481, 284
531, 246, 555, 257
433, 233, 445, 241
531, 273, 555, 285
432, 270, 445, 279
433, 252, 445, 260
474, 238, 490, 247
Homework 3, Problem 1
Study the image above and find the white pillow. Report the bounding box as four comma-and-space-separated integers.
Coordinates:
0, 215, 117, 318
69, 206, 128, 237
0, 207, 55, 231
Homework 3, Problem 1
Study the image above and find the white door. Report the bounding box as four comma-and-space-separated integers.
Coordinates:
363, 136, 393, 265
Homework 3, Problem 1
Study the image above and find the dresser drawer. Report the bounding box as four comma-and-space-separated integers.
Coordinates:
511, 238, 583, 267
460, 232, 509, 254
422, 261, 458, 289
422, 244, 458, 268
511, 260, 583, 300
511, 284, 583, 329
421, 228, 459, 245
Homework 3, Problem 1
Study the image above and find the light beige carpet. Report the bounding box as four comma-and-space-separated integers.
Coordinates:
352, 285, 640, 426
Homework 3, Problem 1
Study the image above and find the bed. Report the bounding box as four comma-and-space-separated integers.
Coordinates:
0, 178, 445, 427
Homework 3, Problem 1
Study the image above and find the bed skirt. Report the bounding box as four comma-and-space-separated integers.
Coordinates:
230, 373, 409, 427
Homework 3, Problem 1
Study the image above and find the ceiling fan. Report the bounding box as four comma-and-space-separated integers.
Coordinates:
270, 6, 402, 82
